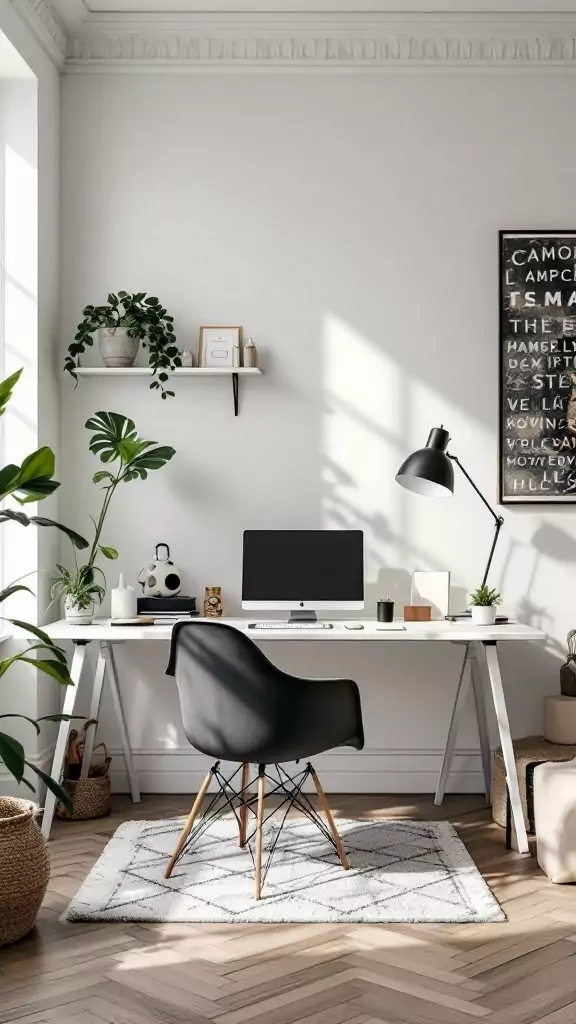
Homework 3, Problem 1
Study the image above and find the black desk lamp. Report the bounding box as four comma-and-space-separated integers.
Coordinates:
395, 426, 504, 591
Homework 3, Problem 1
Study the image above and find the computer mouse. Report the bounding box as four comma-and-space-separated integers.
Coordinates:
344, 623, 364, 630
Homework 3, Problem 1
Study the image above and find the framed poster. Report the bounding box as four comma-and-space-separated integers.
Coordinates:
499, 231, 576, 503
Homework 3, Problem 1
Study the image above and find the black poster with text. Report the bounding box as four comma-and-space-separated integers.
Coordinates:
500, 231, 576, 503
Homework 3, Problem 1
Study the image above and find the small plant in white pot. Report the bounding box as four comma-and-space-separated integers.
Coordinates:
53, 411, 175, 624
470, 584, 501, 626
64, 292, 181, 398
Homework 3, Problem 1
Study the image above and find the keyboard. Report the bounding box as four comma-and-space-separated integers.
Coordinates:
248, 621, 334, 630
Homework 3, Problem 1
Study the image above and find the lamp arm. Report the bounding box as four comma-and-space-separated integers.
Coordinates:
447, 454, 504, 588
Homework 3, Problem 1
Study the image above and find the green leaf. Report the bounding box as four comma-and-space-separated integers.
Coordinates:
145, 296, 159, 305
25, 763, 73, 815
0, 369, 23, 417
30, 517, 89, 550
0, 464, 21, 497
92, 471, 115, 485
99, 545, 118, 560
0, 583, 34, 604
0, 714, 40, 734
0, 510, 30, 527
18, 447, 55, 485
0, 732, 25, 781
7, 621, 68, 663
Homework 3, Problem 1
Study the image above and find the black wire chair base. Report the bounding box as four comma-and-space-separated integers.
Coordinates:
172, 761, 343, 892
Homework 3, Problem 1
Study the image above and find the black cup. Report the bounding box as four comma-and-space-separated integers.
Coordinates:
377, 599, 394, 623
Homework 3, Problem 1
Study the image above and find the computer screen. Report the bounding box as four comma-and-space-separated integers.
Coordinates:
242, 530, 364, 607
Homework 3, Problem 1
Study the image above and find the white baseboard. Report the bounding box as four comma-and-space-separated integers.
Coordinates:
107, 747, 487, 795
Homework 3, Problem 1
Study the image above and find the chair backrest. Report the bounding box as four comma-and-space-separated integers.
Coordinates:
166, 620, 364, 764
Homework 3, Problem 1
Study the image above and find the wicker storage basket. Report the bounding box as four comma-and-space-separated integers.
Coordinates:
56, 743, 112, 821
0, 797, 50, 947
492, 735, 576, 829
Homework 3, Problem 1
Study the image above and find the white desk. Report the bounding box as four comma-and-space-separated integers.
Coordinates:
41, 617, 545, 851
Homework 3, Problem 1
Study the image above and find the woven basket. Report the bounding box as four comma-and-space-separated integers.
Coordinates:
0, 797, 50, 947
492, 735, 576, 829
56, 744, 112, 821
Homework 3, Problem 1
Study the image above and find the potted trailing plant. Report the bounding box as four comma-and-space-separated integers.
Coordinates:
0, 369, 89, 945
52, 411, 175, 624
64, 292, 181, 399
470, 584, 501, 626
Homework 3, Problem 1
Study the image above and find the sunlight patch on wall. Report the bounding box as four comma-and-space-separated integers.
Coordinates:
321, 313, 403, 577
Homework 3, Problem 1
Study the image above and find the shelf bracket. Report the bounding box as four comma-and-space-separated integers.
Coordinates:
232, 372, 239, 416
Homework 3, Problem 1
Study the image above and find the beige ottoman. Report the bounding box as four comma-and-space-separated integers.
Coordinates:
534, 758, 576, 883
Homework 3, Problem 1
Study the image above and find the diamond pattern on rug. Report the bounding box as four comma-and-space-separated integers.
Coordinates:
64, 817, 504, 924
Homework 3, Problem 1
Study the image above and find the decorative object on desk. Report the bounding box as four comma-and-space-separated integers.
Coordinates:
54, 414, 176, 624
180, 349, 194, 367
492, 734, 576, 839
403, 605, 431, 622
560, 630, 576, 697
204, 586, 223, 617
138, 543, 182, 598
377, 598, 394, 623
198, 326, 242, 368
110, 573, 137, 620
137, 595, 196, 616
64, 291, 180, 399
0, 369, 88, 825
396, 427, 504, 615
0, 798, 50, 947
499, 231, 576, 504
411, 570, 450, 620
65, 816, 503, 924
242, 335, 257, 367
470, 584, 501, 626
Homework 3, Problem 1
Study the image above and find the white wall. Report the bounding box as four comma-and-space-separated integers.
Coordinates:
59, 70, 574, 793
0, 2, 60, 797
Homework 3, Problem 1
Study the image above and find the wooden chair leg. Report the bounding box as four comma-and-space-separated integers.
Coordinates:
311, 767, 349, 870
254, 764, 266, 900
164, 769, 213, 878
239, 762, 250, 847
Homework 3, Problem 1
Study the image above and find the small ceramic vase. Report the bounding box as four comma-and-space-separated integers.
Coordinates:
98, 327, 140, 367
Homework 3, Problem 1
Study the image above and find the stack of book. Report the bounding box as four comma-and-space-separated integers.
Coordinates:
136, 596, 198, 625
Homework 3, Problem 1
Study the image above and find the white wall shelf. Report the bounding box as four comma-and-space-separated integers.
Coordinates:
74, 366, 263, 415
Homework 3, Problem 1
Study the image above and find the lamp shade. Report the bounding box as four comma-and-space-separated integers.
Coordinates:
395, 427, 454, 499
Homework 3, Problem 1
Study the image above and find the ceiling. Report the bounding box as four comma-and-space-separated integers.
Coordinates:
71, 1, 576, 13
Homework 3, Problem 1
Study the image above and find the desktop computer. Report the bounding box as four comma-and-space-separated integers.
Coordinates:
242, 529, 364, 627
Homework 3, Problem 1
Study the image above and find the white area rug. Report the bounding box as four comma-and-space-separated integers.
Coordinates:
65, 817, 504, 924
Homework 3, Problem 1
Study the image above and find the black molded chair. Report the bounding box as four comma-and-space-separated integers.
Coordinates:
164, 620, 364, 899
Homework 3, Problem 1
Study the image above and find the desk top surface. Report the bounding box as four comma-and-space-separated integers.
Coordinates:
43, 617, 546, 643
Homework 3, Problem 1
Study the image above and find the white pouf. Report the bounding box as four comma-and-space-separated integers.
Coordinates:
534, 758, 576, 883
544, 695, 576, 745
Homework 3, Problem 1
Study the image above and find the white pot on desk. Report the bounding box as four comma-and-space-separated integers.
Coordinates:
471, 605, 497, 626
64, 598, 94, 625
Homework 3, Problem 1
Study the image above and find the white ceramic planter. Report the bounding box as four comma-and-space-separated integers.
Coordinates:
64, 598, 94, 625
98, 327, 139, 368
471, 605, 497, 626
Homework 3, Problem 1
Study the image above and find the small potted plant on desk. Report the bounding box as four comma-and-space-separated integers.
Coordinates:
470, 584, 501, 626
52, 411, 175, 624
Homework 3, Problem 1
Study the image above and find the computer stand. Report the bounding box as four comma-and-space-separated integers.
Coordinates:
289, 609, 318, 623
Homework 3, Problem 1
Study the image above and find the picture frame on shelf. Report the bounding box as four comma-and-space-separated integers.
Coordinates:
198, 326, 242, 368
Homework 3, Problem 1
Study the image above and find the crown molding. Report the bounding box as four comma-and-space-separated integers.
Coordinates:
64, 14, 576, 69
11, 5, 576, 70
12, 0, 67, 63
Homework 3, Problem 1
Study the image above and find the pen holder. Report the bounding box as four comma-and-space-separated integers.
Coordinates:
377, 599, 394, 623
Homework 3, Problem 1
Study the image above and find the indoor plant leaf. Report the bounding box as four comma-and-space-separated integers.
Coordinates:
25, 762, 73, 814
0, 732, 25, 781
99, 546, 118, 560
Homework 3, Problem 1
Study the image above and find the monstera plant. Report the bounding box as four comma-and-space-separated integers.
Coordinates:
52, 412, 176, 624
0, 369, 88, 809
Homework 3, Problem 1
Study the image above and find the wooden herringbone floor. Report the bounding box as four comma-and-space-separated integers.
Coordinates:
2, 793, 576, 1024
